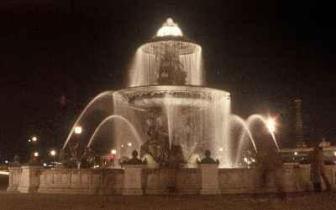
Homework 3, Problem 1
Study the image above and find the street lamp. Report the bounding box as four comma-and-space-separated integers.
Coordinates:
32, 136, 38, 142
33, 152, 39, 157
111, 149, 117, 155
127, 142, 132, 147
49, 149, 57, 164
266, 118, 276, 133
50, 150, 56, 157
74, 126, 83, 134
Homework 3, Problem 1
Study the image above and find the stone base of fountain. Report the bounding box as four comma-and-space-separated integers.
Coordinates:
7, 164, 336, 195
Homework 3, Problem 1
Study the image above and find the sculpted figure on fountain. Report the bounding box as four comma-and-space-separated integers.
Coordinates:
157, 47, 186, 85
141, 108, 170, 165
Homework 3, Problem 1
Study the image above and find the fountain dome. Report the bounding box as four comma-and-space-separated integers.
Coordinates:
128, 18, 203, 87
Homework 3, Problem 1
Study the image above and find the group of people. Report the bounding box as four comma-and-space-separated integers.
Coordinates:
257, 143, 331, 195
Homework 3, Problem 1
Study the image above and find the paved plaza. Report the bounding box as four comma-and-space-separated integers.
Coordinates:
1, 192, 336, 210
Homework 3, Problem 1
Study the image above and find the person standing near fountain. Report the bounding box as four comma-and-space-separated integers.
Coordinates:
256, 139, 285, 197
310, 145, 331, 192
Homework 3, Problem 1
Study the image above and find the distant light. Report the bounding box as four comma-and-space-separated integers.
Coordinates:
111, 149, 117, 155
4, 160, 8, 164
294, 152, 298, 156
266, 118, 276, 133
156, 18, 183, 37
127, 142, 132, 147
32, 136, 38, 142
33, 152, 39, 157
93, 165, 100, 169
74, 126, 82, 134
334, 151, 336, 156
243, 157, 248, 163
28, 139, 32, 143
121, 144, 124, 148
50, 150, 56, 157
0, 171, 9, 175
43, 163, 47, 167
219, 147, 224, 152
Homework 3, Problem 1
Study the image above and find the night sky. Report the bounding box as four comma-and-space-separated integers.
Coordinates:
1, 0, 336, 160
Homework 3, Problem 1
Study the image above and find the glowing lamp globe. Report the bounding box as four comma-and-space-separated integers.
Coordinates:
156, 18, 183, 37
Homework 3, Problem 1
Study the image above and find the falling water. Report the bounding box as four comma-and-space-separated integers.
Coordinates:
128, 43, 203, 87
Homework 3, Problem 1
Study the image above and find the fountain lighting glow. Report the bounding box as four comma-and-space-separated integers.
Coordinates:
63, 91, 114, 149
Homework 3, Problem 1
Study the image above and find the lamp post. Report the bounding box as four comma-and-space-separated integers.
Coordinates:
33, 151, 39, 158
49, 150, 57, 165
31, 136, 38, 142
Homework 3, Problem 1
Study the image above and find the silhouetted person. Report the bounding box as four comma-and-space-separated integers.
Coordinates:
199, 150, 219, 164
310, 146, 331, 192
256, 140, 284, 198
125, 150, 143, 165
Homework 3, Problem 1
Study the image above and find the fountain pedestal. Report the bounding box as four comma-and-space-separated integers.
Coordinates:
200, 164, 220, 194
17, 166, 42, 193
122, 165, 144, 195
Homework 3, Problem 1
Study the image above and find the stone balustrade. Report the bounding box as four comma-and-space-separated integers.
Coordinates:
7, 164, 336, 195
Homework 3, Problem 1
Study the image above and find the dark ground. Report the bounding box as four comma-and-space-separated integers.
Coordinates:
0, 192, 336, 210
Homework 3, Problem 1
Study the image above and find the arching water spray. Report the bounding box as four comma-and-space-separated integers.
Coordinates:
63, 91, 114, 149
86, 115, 142, 148
235, 114, 280, 164
231, 115, 257, 165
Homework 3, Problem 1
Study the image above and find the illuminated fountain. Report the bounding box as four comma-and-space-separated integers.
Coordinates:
62, 18, 278, 168
9, 18, 324, 196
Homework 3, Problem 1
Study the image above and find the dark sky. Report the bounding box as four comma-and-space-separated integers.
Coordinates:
1, 0, 336, 159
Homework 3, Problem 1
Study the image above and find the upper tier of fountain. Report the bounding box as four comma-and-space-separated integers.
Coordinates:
128, 18, 203, 87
